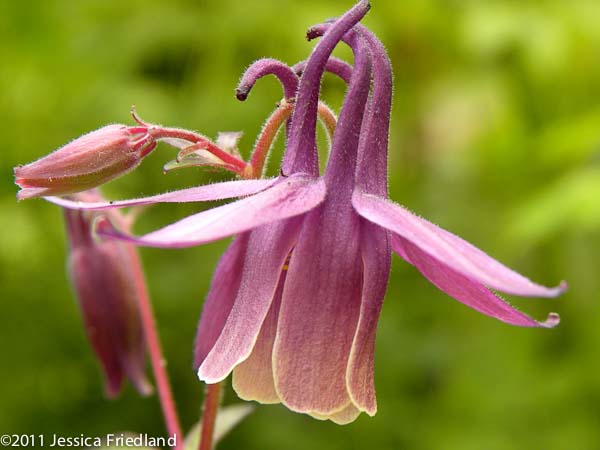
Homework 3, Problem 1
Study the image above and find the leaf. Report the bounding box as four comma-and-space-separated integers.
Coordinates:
184, 404, 254, 450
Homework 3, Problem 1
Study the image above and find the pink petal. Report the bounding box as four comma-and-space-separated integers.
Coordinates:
352, 191, 566, 297
194, 234, 249, 369
309, 403, 361, 425
273, 205, 362, 415
198, 219, 303, 383
45, 178, 278, 210
232, 269, 286, 404
392, 235, 560, 328
346, 221, 390, 415
101, 176, 326, 248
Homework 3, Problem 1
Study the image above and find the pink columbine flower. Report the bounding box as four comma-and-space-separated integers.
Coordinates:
42, 1, 565, 424
64, 190, 152, 398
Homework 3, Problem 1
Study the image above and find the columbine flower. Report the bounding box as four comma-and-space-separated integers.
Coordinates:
38, 0, 565, 424
64, 189, 152, 398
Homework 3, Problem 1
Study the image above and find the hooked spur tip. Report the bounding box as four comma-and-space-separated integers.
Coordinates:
306, 26, 320, 41
306, 0, 372, 40
235, 87, 249, 101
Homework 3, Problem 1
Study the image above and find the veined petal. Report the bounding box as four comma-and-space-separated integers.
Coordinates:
101, 176, 326, 248
45, 178, 278, 210
309, 403, 361, 425
198, 218, 303, 383
392, 235, 560, 328
194, 234, 249, 369
352, 191, 566, 297
347, 221, 390, 415
273, 205, 362, 416
232, 269, 286, 404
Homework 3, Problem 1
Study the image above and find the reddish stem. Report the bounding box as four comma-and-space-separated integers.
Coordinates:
130, 106, 246, 174
245, 100, 337, 179
317, 102, 337, 141
126, 245, 183, 449
248, 101, 294, 177
199, 382, 222, 450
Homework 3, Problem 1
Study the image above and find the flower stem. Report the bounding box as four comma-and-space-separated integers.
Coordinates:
247, 100, 294, 178
131, 106, 247, 175
317, 102, 337, 141
154, 127, 248, 173
126, 246, 183, 449
199, 382, 222, 450
245, 100, 337, 179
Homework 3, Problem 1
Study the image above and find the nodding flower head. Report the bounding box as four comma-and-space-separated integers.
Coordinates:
29, 0, 566, 424
64, 190, 152, 398
14, 125, 157, 200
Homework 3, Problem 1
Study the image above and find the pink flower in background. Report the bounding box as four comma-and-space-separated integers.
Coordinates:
46, 0, 566, 424
64, 190, 152, 398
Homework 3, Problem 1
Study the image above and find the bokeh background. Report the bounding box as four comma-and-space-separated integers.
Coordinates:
2, 1, 600, 449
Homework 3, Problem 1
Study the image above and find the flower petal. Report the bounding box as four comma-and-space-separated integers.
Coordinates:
392, 235, 560, 327
45, 178, 278, 210
198, 218, 303, 383
273, 205, 362, 415
352, 191, 566, 297
232, 269, 286, 404
309, 403, 361, 425
194, 234, 249, 369
100, 175, 326, 248
346, 221, 390, 415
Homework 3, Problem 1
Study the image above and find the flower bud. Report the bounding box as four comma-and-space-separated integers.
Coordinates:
15, 125, 156, 200
64, 190, 152, 398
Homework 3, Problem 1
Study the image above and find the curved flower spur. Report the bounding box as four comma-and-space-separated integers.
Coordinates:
21, 0, 566, 425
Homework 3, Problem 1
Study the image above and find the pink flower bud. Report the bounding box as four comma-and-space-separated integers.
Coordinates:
64, 190, 152, 398
15, 125, 156, 200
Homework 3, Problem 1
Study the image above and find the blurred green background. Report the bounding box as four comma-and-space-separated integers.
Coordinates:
1, 0, 600, 449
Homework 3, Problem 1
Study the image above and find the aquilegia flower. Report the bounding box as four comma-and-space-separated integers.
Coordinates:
64, 190, 152, 398
22, 0, 565, 424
